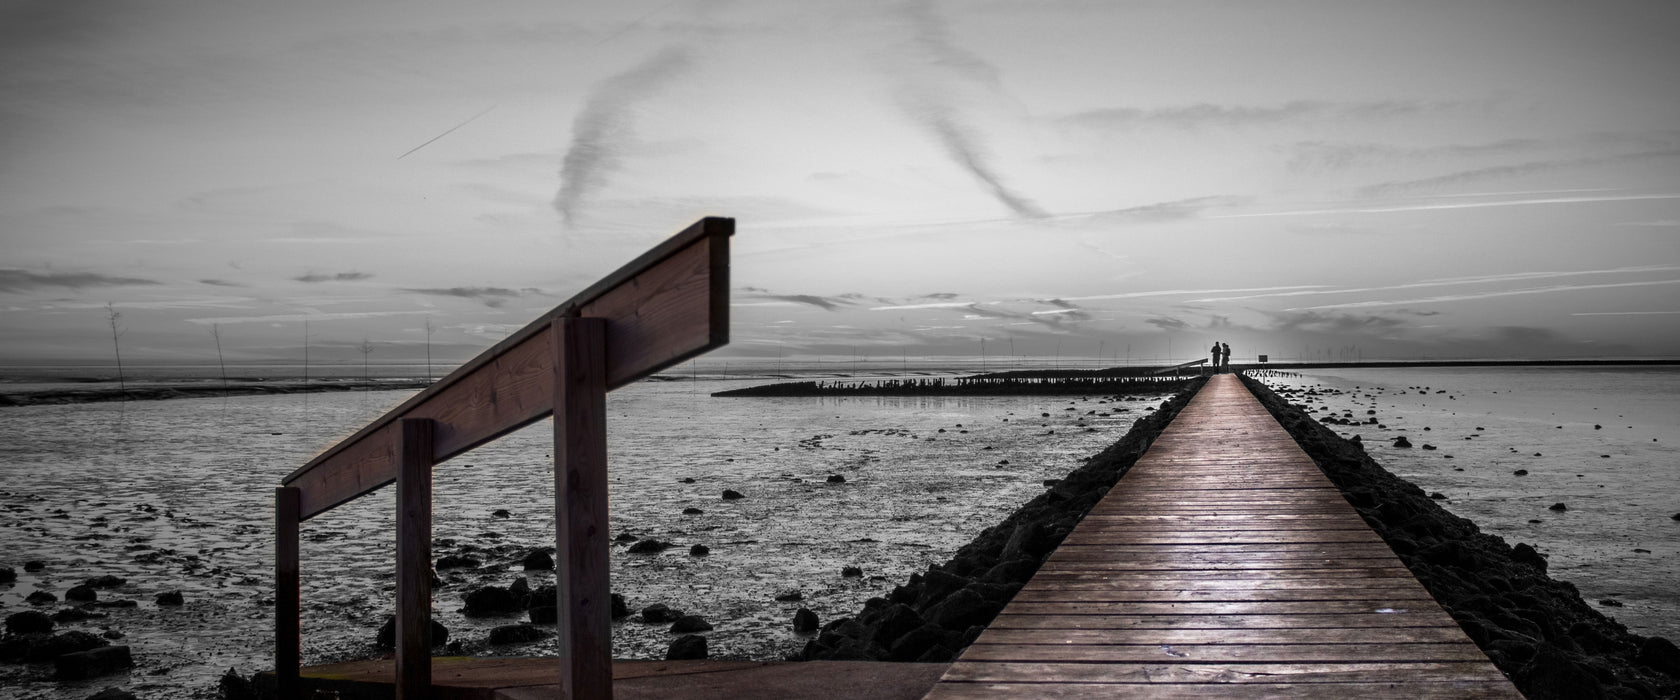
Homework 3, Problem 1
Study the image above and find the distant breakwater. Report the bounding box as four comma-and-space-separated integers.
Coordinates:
713, 375, 1193, 398
0, 379, 434, 407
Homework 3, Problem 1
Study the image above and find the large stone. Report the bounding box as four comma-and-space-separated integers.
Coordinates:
375, 616, 450, 648
155, 591, 184, 606
27, 630, 107, 662
641, 603, 682, 623
611, 593, 630, 619
888, 623, 947, 661
924, 587, 999, 630
55, 645, 132, 680
83, 575, 125, 589
521, 549, 555, 571
792, 608, 820, 633
435, 554, 481, 570
85, 688, 137, 700
1639, 636, 1680, 677
870, 604, 925, 647
462, 585, 526, 617
666, 634, 707, 660
5, 610, 53, 635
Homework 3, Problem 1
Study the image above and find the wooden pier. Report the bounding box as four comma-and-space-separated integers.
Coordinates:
923, 374, 1522, 698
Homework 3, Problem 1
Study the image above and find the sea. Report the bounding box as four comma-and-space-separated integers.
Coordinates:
0, 363, 1674, 699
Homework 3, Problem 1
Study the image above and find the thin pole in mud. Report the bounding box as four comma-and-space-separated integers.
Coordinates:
211, 324, 228, 393
106, 302, 126, 391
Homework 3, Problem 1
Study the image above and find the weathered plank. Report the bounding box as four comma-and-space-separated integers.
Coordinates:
395, 418, 434, 699
283, 217, 731, 520
959, 643, 1494, 664
274, 487, 301, 699
553, 317, 612, 699
943, 661, 1510, 684
925, 682, 1522, 699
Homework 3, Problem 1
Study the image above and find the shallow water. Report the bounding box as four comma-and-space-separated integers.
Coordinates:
0, 374, 1171, 699
1252, 366, 1680, 641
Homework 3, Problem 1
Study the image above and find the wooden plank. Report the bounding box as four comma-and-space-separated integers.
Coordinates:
554, 317, 611, 700
1003, 601, 1440, 616
959, 643, 1490, 663
283, 217, 731, 520
988, 612, 1459, 630
925, 681, 1522, 699
395, 418, 434, 700
971, 626, 1477, 646
943, 661, 1510, 684
1009, 589, 1439, 603
274, 487, 301, 700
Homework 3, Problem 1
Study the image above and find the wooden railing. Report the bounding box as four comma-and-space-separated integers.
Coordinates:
274, 217, 733, 699
1151, 358, 1208, 376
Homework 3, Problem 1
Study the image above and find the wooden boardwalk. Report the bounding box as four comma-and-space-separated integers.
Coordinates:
924, 374, 1522, 699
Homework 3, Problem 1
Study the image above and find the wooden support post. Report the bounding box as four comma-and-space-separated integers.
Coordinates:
552, 317, 611, 700
396, 418, 435, 700
275, 487, 301, 699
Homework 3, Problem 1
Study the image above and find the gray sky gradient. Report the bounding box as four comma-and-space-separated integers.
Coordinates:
2, 0, 1678, 367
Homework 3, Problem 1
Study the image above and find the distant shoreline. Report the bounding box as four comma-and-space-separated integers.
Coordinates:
0, 378, 435, 407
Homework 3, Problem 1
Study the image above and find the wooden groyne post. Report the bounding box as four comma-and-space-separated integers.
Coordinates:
273, 217, 732, 699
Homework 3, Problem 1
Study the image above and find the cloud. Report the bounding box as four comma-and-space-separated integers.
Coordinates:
184, 310, 432, 325
553, 47, 693, 226
1213, 193, 1680, 219
1283, 138, 1544, 173
0, 269, 159, 293
1572, 310, 1680, 316
1356, 150, 1680, 197
294, 271, 373, 283
894, 0, 1045, 219
1145, 317, 1189, 331
199, 278, 244, 287
1072, 195, 1247, 224
403, 286, 527, 308
1061, 99, 1457, 130
1290, 279, 1680, 311
1058, 285, 1328, 303
748, 293, 855, 312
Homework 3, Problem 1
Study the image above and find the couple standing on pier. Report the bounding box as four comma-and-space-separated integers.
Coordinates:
1210, 342, 1231, 373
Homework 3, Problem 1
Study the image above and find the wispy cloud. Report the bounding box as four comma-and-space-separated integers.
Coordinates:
403, 286, 531, 308
1571, 310, 1680, 316
1190, 265, 1680, 303
1062, 99, 1462, 130
1284, 138, 1543, 173
553, 47, 692, 226
1356, 150, 1680, 197
1145, 316, 1190, 331
198, 278, 245, 287
1213, 193, 1680, 219
294, 271, 373, 283
1058, 285, 1328, 302
1291, 279, 1680, 311
1068, 195, 1247, 224
894, 0, 1045, 219
184, 310, 432, 325
0, 269, 159, 293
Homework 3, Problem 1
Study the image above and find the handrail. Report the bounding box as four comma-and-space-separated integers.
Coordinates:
1151, 358, 1207, 375
282, 216, 732, 520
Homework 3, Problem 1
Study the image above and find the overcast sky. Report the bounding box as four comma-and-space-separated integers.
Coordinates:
3, 0, 1678, 369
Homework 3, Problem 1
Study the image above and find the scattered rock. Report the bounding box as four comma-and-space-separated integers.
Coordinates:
1513, 469, 1529, 476
528, 606, 556, 625
682, 507, 704, 515
1511, 543, 1547, 573
30, 630, 108, 662
1548, 503, 1567, 512
1393, 436, 1412, 448
774, 590, 804, 602
6, 610, 53, 635
1638, 636, 1680, 677
375, 616, 450, 648
680, 477, 696, 483
83, 575, 124, 589
522, 549, 555, 571
628, 539, 674, 554
614, 532, 639, 542
462, 584, 527, 617
793, 608, 819, 633
721, 489, 745, 500
488, 624, 552, 645
155, 591, 184, 606
689, 544, 710, 556
666, 634, 707, 660
641, 604, 682, 624
1429, 492, 1447, 500
0, 566, 14, 584
24, 561, 45, 572
1600, 598, 1624, 607
26, 590, 57, 605
65, 585, 97, 602
826, 474, 846, 483
670, 615, 714, 633
1422, 444, 1437, 450
841, 566, 863, 578
612, 593, 630, 619
219, 668, 255, 700
492, 508, 512, 518
84, 687, 136, 700
53, 608, 101, 623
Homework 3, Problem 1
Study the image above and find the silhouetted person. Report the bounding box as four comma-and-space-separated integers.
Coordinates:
1221, 343, 1231, 372
1210, 342, 1221, 373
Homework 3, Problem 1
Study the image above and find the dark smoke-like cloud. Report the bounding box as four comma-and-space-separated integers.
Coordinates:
1145, 316, 1190, 331
294, 271, 372, 283
553, 47, 692, 226
404, 286, 529, 308
897, 1, 1045, 219
0, 269, 159, 292
199, 278, 244, 287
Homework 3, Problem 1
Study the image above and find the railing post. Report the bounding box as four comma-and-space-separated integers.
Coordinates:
396, 418, 436, 700
552, 316, 612, 700
275, 487, 301, 699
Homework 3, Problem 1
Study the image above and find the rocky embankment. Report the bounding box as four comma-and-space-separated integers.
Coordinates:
1240, 373, 1680, 700
795, 377, 1207, 663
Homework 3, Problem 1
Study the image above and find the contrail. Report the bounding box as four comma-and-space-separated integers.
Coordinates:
396, 105, 497, 159
554, 47, 692, 226
593, 0, 681, 47
897, 0, 1045, 219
